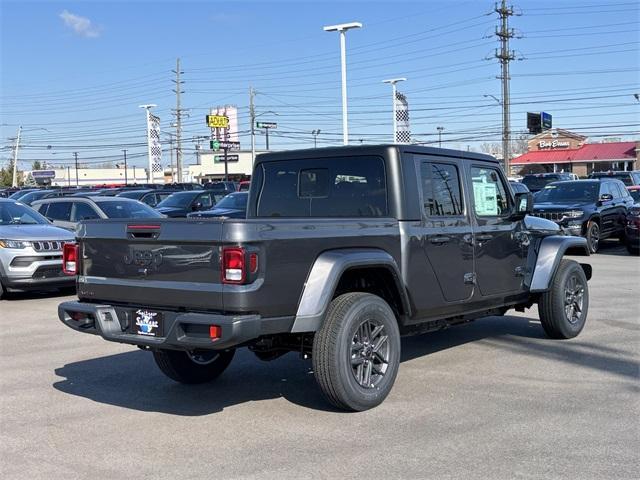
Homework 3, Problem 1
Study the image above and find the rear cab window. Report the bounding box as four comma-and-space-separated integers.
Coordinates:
420, 162, 464, 217
254, 156, 388, 218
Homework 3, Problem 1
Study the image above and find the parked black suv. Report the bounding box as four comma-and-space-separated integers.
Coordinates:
522, 173, 573, 193
59, 145, 592, 411
532, 179, 633, 252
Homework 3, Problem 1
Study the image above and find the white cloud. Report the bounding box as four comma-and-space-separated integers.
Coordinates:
59, 10, 101, 38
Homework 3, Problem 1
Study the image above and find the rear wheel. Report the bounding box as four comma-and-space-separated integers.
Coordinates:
152, 348, 235, 384
539, 259, 589, 339
312, 292, 401, 411
586, 221, 600, 253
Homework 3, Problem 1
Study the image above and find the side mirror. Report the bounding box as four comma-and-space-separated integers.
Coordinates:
599, 193, 613, 203
192, 202, 203, 211
511, 192, 533, 220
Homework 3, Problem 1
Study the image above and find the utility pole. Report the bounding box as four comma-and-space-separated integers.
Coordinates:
495, 0, 515, 175
122, 149, 128, 185
437, 126, 445, 147
312, 129, 321, 148
249, 86, 256, 165
11, 126, 21, 187
172, 58, 185, 182
73, 152, 79, 187
66, 166, 71, 187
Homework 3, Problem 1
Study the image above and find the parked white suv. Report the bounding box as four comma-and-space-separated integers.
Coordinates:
0, 199, 74, 298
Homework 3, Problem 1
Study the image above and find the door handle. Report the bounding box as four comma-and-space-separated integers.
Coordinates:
429, 235, 451, 245
476, 234, 493, 241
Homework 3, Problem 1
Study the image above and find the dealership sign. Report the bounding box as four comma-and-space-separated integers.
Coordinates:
32, 170, 56, 178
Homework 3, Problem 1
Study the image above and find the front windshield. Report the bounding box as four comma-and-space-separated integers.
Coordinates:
535, 182, 599, 203
0, 202, 49, 225
9, 189, 37, 200
215, 192, 248, 210
118, 190, 147, 199
95, 200, 162, 219
522, 176, 560, 191
19, 190, 52, 205
156, 192, 195, 208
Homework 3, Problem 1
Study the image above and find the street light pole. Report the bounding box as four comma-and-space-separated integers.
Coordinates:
11, 126, 22, 187
73, 152, 79, 187
437, 126, 445, 148
382, 78, 406, 143
324, 22, 362, 146
122, 149, 128, 185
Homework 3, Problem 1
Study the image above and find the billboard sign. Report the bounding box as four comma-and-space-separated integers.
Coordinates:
541, 112, 552, 130
206, 115, 229, 129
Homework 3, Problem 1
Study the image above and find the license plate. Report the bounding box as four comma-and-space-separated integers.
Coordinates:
132, 309, 163, 337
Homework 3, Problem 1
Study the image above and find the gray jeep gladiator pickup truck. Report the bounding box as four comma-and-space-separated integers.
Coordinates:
59, 145, 592, 411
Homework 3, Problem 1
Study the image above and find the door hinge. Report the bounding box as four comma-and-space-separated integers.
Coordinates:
464, 272, 476, 285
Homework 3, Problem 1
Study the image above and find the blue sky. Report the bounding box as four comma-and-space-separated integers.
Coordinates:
1, 0, 638, 170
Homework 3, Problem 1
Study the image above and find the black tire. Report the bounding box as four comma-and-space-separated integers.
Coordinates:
539, 259, 589, 339
585, 221, 600, 253
152, 348, 235, 384
312, 292, 401, 411
626, 243, 640, 256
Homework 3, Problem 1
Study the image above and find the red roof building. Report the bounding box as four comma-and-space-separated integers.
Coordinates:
511, 129, 638, 177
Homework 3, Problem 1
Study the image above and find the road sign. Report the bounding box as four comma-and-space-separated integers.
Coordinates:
206, 115, 229, 129
541, 112, 552, 130
256, 121, 277, 129
210, 140, 240, 151
214, 154, 239, 163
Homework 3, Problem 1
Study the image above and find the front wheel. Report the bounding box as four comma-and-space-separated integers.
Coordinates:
152, 348, 235, 384
585, 221, 600, 253
312, 292, 401, 411
538, 259, 589, 339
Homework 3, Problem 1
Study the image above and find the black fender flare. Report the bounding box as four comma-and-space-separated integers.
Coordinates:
291, 248, 409, 333
529, 235, 591, 293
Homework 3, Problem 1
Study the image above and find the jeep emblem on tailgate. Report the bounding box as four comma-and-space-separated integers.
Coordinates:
123, 249, 163, 268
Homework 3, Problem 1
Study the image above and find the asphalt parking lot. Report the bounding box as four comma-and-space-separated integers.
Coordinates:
1, 240, 638, 480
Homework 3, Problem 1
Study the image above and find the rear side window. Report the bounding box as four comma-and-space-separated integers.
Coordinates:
255, 156, 388, 217
420, 162, 463, 216
45, 201, 73, 221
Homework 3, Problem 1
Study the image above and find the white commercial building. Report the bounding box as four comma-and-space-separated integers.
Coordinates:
188, 149, 266, 182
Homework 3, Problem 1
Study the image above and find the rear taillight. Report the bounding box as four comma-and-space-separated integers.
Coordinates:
62, 243, 79, 275
222, 247, 246, 284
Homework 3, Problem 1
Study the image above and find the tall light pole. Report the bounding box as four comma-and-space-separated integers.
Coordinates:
312, 129, 321, 148
122, 149, 128, 185
382, 78, 406, 143
437, 126, 445, 148
324, 22, 362, 145
139, 104, 157, 183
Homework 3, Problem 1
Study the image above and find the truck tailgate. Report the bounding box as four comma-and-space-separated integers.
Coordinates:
77, 219, 225, 310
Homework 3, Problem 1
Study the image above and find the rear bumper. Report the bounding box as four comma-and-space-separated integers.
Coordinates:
58, 301, 293, 350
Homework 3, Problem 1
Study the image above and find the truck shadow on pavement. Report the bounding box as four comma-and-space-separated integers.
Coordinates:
53, 314, 637, 415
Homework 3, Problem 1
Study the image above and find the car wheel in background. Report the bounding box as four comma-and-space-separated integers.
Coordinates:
152, 348, 235, 384
585, 221, 600, 253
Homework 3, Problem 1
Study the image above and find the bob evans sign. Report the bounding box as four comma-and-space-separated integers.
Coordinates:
538, 140, 571, 149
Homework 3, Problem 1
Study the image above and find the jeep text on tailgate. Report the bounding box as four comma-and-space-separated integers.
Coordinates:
59, 145, 592, 411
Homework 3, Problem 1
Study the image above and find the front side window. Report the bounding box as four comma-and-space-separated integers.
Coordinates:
256, 156, 387, 218
420, 162, 463, 217
471, 167, 510, 217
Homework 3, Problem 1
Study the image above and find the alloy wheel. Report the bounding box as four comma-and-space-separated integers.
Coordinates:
350, 319, 390, 389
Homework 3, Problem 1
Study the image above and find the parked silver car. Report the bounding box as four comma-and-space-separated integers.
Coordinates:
0, 199, 75, 298
32, 196, 163, 230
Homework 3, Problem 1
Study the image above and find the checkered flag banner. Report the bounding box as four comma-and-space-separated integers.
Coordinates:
147, 113, 163, 179
394, 92, 411, 144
